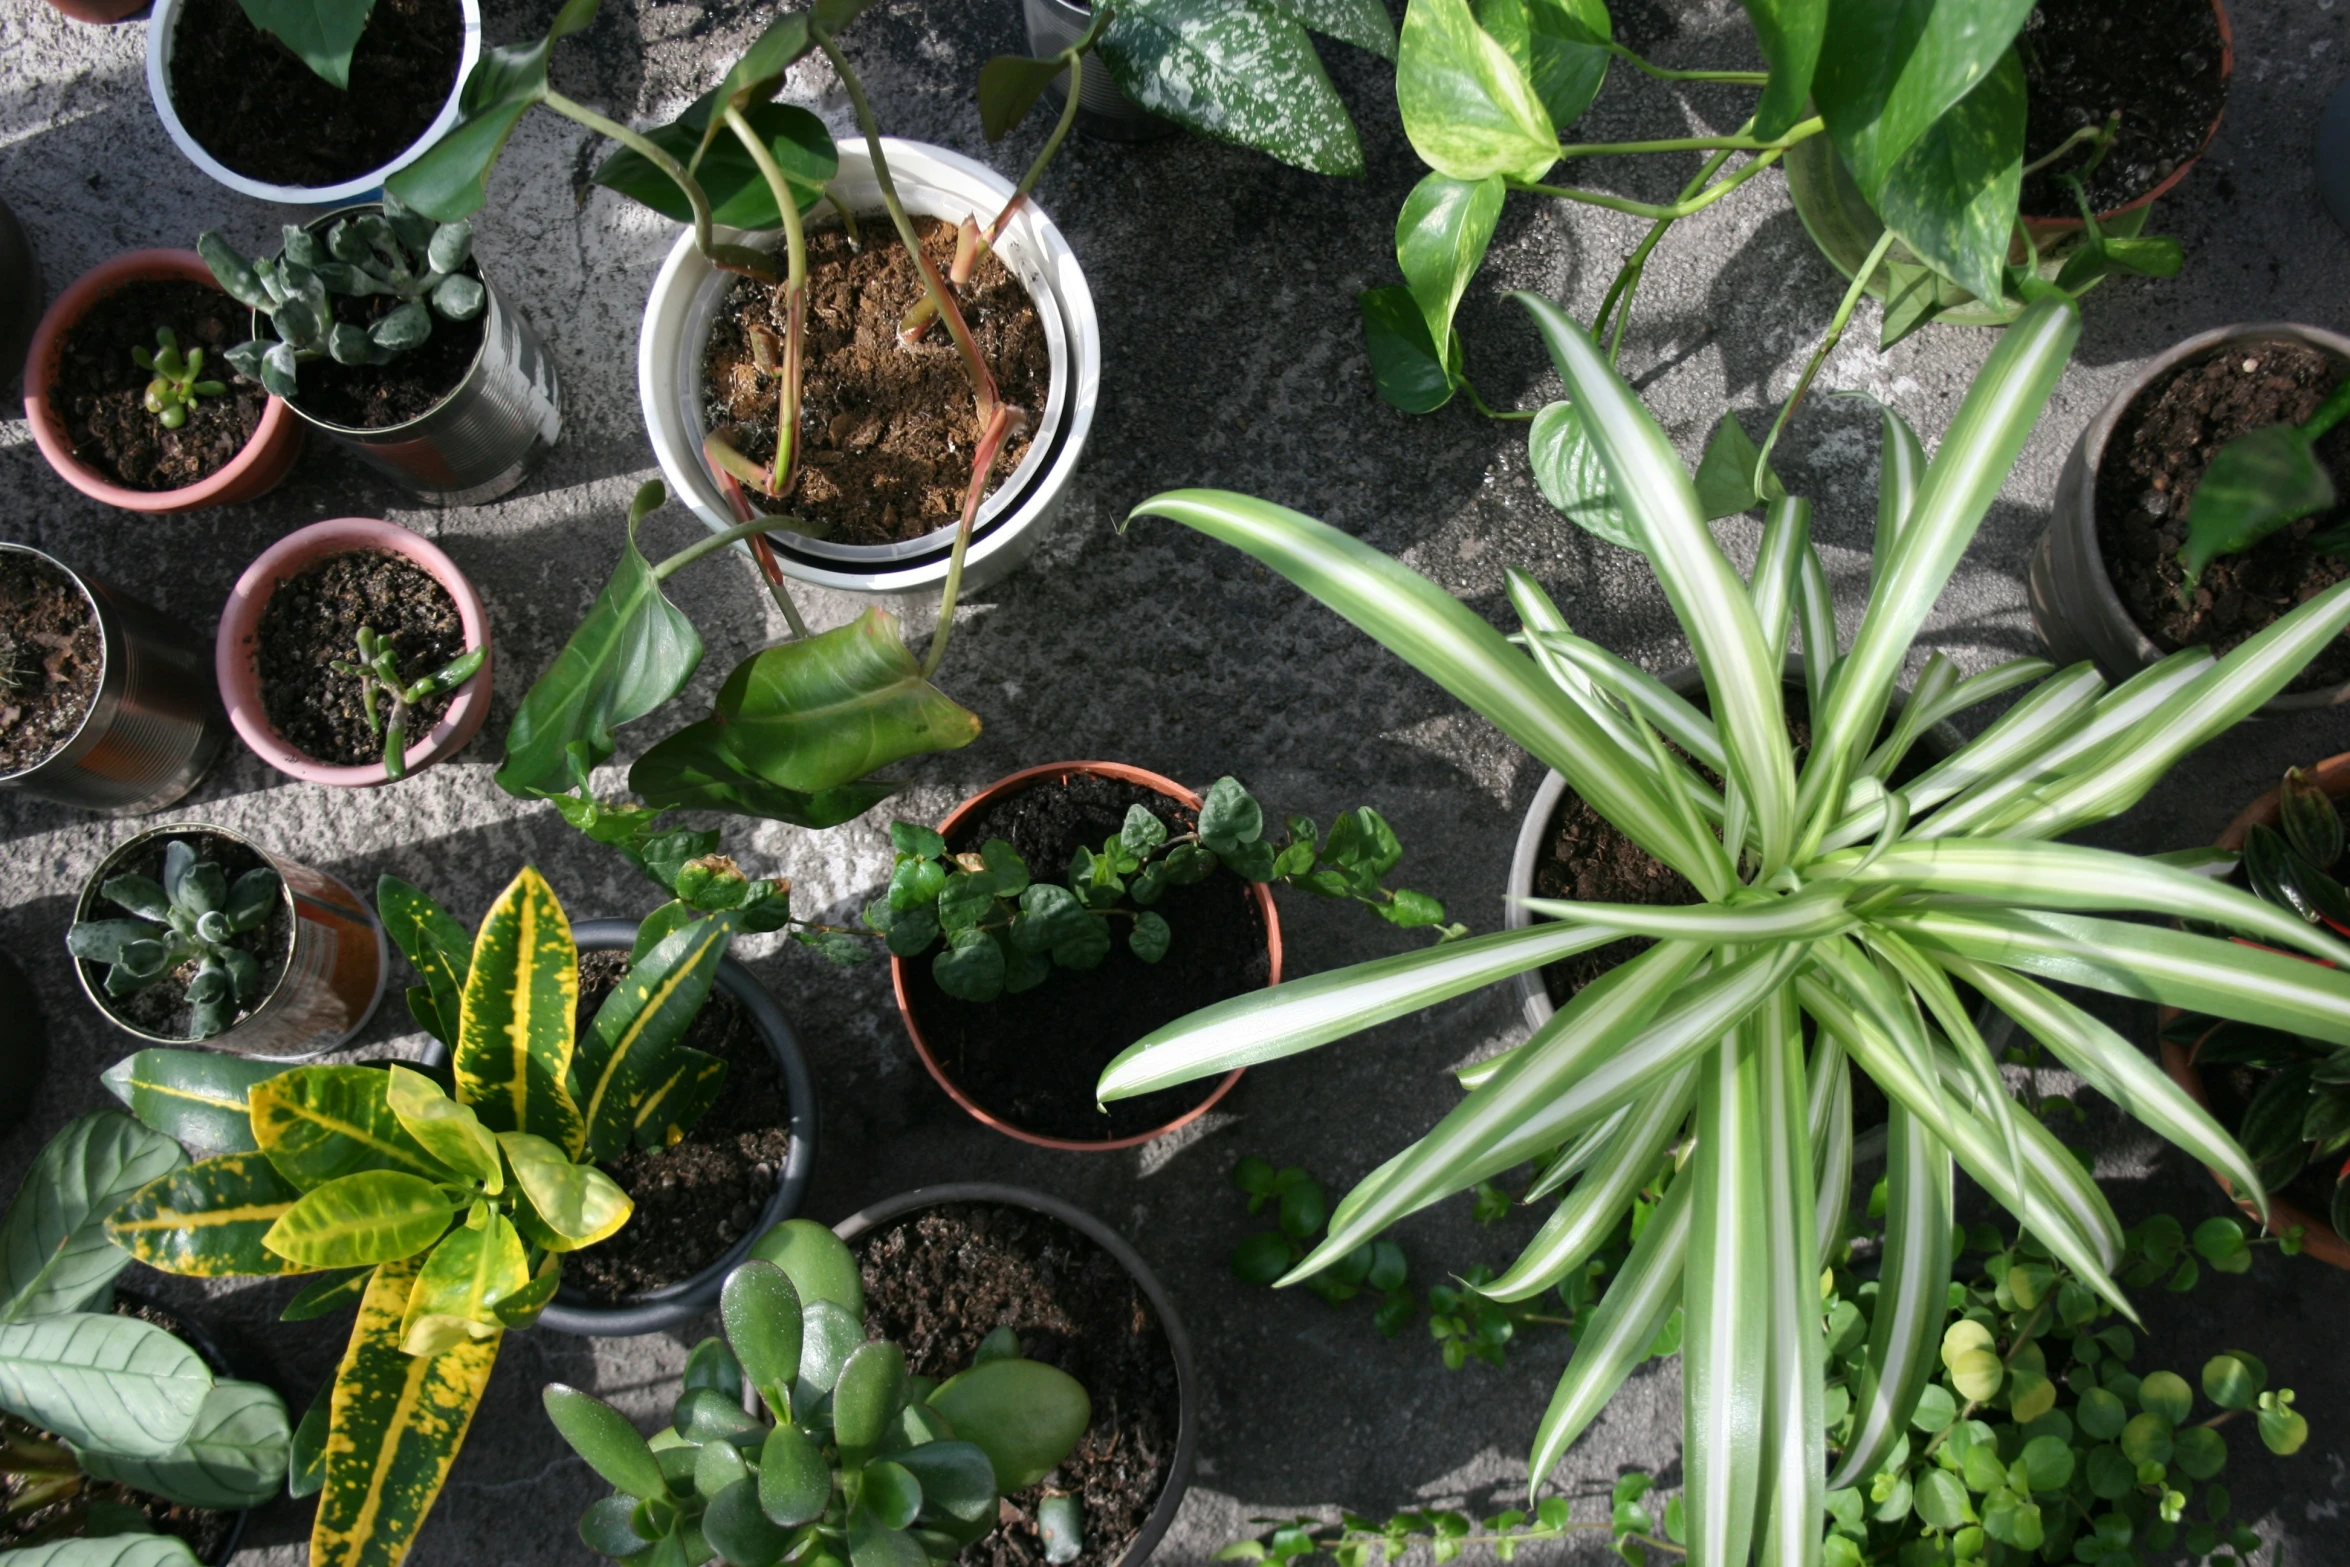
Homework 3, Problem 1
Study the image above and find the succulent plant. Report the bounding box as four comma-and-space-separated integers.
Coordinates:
544, 1222, 1092, 1567
133, 326, 227, 429
66, 839, 280, 1039
196, 191, 487, 401
328, 626, 486, 781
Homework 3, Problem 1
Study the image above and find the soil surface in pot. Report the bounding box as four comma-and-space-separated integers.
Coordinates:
168, 0, 461, 190
2017, 0, 2226, 217
1533, 685, 1932, 1009
0, 553, 102, 776
565, 950, 791, 1303
902, 773, 1268, 1142
702, 216, 1051, 546
51, 279, 266, 492
854, 1202, 1180, 1567
282, 258, 485, 430
0, 1299, 237, 1561
80, 829, 292, 1040
2095, 340, 2350, 697
254, 548, 466, 768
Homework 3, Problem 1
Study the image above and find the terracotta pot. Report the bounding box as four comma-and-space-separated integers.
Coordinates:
23, 250, 303, 512
2158, 751, 2350, 1269
833, 1183, 1196, 1567
42, 0, 147, 22
890, 761, 1281, 1150
215, 519, 493, 787
2028, 322, 2350, 710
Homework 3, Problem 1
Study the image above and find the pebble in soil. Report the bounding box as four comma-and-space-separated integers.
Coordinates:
52, 279, 265, 492
0, 552, 102, 777
254, 550, 467, 768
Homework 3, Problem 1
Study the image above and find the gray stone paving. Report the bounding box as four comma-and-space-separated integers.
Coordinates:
3, 1, 2349, 1563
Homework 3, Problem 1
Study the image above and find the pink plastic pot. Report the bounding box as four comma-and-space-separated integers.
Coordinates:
216, 519, 493, 787
43, 0, 147, 21
25, 249, 302, 512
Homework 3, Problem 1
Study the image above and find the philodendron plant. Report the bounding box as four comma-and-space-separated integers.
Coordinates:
0, 1112, 291, 1555
93, 866, 758, 1567
2174, 378, 2350, 593
1373, 0, 2180, 537
65, 839, 280, 1041
233, 0, 386, 92
545, 1225, 1092, 1567
1097, 293, 2350, 1564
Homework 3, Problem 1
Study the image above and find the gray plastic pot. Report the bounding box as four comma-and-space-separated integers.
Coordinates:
1503, 657, 1959, 1033
832, 1183, 1196, 1567
2027, 321, 2350, 712
533, 919, 817, 1338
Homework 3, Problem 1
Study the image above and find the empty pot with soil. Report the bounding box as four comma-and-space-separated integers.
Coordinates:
23, 250, 303, 512
215, 518, 492, 787
68, 821, 385, 1056
532, 919, 818, 1337
833, 1184, 1196, 1567
144, 0, 481, 207
640, 137, 1099, 596
2029, 323, 2350, 709
0, 543, 228, 816
892, 762, 1280, 1150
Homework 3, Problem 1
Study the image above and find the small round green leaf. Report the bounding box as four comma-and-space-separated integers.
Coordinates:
579, 1493, 649, 1557
1128, 912, 1171, 963
2202, 1353, 2265, 1410
927, 1359, 1091, 1492
2139, 1371, 2193, 1425
860, 1458, 923, 1531
2018, 1435, 2074, 1493
759, 1420, 830, 1527
748, 1219, 864, 1320
2121, 1412, 2173, 1467
1914, 1469, 1974, 1531
2078, 1386, 2127, 1440
722, 1260, 804, 1401
2172, 1425, 2227, 1481
544, 1385, 667, 1500
835, 1341, 911, 1465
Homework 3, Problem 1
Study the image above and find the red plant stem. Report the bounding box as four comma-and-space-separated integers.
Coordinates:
772, 283, 806, 497
923, 401, 1024, 679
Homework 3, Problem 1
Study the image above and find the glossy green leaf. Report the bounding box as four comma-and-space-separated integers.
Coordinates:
398, 1212, 529, 1356
1396, 171, 1505, 357
798, 1298, 863, 1396
281, 1267, 371, 1322
1096, 0, 1369, 177
384, 1066, 503, 1194
593, 103, 836, 231
456, 867, 586, 1151
860, 1458, 922, 1531
501, 1133, 633, 1250
759, 1419, 830, 1525
106, 1154, 310, 1278
1738, 0, 1827, 140
977, 53, 1066, 142
0, 1110, 185, 1322
1691, 410, 1785, 521
834, 1341, 911, 1468
249, 1065, 448, 1189
722, 1260, 803, 1405
927, 1359, 1091, 1492
377, 876, 472, 1051
263, 1170, 454, 1269
629, 1046, 727, 1151
1870, 47, 2023, 306
576, 912, 739, 1161
1397, 0, 1558, 183
287, 1377, 330, 1498
1810, 0, 2035, 198
1528, 400, 1637, 550
895, 1439, 997, 1529
545, 1383, 667, 1500
77, 1377, 291, 1509
1475, 0, 1610, 128
0, 1312, 209, 1458
383, 0, 600, 220
234, 0, 377, 90
100, 1051, 277, 1156
708, 1475, 794, 1565
749, 1219, 865, 1319
2178, 425, 2336, 586
1358, 286, 1455, 414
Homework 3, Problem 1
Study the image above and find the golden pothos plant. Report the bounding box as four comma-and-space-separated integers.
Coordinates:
99, 865, 752, 1567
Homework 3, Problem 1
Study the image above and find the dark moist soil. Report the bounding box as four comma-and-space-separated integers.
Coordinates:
282, 256, 484, 431
51, 279, 266, 492
854, 1203, 1180, 1567
2096, 340, 2350, 697
254, 549, 466, 768
565, 950, 791, 1303
903, 773, 1270, 1143
2017, 0, 2227, 217
79, 830, 291, 1041
167, 0, 460, 190
0, 1299, 237, 1563
1533, 683, 1937, 1009
701, 216, 1051, 545
0, 553, 102, 777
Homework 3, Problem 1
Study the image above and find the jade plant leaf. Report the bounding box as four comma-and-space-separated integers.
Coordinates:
384, 0, 602, 220
1095, 0, 1370, 178
748, 1218, 866, 1319
1396, 171, 1505, 361
1359, 286, 1456, 414
707, 1476, 793, 1565
546, 1384, 668, 1499
0, 1110, 186, 1322
926, 1359, 1091, 1492
797, 1299, 863, 1394
1868, 47, 2024, 306
894, 1439, 998, 1533
1396, 0, 1559, 184
721, 1261, 803, 1405
833, 1341, 911, 1469
759, 1419, 830, 1526
234, 0, 379, 91
99, 1051, 279, 1157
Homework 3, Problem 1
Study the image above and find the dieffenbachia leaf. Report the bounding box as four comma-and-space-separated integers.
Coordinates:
0, 1111, 185, 1322
1096, 0, 1374, 177
454, 867, 586, 1151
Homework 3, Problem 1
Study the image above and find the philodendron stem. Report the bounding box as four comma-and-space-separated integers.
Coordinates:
1602, 40, 1767, 85
1592, 141, 1743, 362
988, 44, 1086, 245
544, 91, 777, 283
724, 103, 812, 497
1555, 117, 1821, 162
922, 402, 1022, 679
656, 506, 814, 639
1749, 226, 1899, 492
817, 29, 1003, 420
1459, 376, 1534, 421
1510, 139, 1793, 224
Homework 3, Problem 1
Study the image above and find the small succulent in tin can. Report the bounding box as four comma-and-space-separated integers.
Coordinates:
66, 839, 280, 1039
133, 326, 227, 428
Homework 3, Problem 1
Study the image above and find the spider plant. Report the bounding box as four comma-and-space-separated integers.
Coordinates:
1098, 293, 2350, 1565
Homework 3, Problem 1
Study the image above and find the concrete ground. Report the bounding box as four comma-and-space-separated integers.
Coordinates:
4, 1, 2349, 1563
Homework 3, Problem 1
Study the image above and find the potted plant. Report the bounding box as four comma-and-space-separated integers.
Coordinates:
214, 518, 492, 787
66, 823, 385, 1056
195, 198, 561, 505
1096, 291, 2350, 1557
23, 250, 304, 512
2156, 757, 2350, 1269
2029, 321, 2350, 709
144, 0, 482, 208
825, 1184, 1198, 1566
41, 0, 147, 23
0, 192, 38, 391
0, 1111, 291, 1565
0, 543, 228, 815
874, 764, 1450, 1149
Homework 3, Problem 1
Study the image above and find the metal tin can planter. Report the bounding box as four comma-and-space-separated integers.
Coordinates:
0, 193, 39, 393
833, 1183, 1197, 1567
0, 543, 227, 815
1020, 0, 1174, 142
264, 209, 562, 505
215, 518, 494, 787
2029, 321, 2350, 711
532, 919, 818, 1338
639, 137, 1099, 597
144, 0, 483, 209
25, 250, 305, 513
71, 821, 386, 1058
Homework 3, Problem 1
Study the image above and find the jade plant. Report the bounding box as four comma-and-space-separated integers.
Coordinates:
196, 196, 486, 401
329, 627, 486, 780
65, 839, 280, 1040
870, 780, 1458, 1004
1371, 0, 2180, 540
1096, 292, 2350, 1563
0, 1112, 291, 1557
545, 1224, 1091, 1567
93, 866, 759, 1567
132, 328, 225, 430
2175, 380, 2350, 592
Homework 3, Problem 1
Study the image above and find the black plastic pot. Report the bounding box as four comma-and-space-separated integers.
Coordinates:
834, 1183, 1197, 1567
534, 919, 818, 1338
107, 1288, 250, 1566
0, 192, 39, 393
